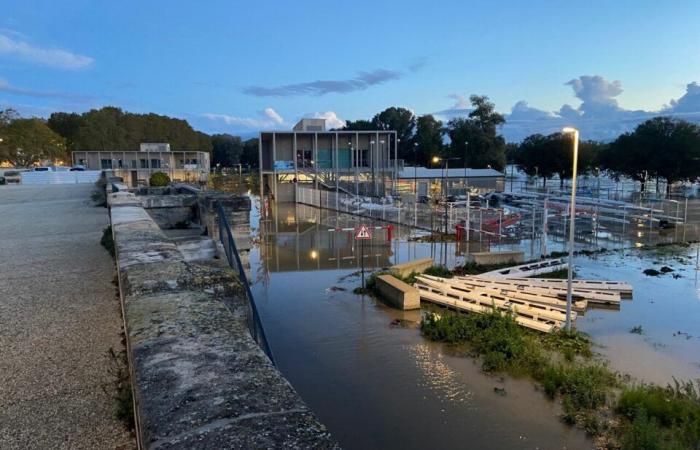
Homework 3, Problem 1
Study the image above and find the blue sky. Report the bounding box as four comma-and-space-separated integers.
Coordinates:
2, 0, 700, 140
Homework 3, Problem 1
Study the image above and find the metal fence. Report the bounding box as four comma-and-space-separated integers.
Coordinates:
217, 202, 274, 364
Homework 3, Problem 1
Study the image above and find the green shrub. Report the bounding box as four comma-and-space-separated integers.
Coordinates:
539, 363, 615, 410
423, 265, 454, 278
149, 171, 170, 186
616, 380, 700, 447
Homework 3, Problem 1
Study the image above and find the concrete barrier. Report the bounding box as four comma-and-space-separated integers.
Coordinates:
466, 251, 524, 265
376, 275, 420, 310
389, 257, 434, 278
109, 194, 336, 449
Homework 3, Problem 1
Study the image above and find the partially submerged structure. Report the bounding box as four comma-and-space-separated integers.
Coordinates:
259, 119, 398, 201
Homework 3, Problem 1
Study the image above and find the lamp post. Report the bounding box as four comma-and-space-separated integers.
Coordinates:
413, 142, 419, 199
562, 126, 579, 331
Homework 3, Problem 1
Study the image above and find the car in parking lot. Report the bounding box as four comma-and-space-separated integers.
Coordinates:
3, 170, 22, 183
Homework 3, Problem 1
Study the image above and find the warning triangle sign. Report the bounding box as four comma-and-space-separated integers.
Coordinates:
355, 224, 372, 240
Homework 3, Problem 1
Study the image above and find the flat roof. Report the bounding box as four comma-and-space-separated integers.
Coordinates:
397, 166, 504, 179
260, 130, 396, 135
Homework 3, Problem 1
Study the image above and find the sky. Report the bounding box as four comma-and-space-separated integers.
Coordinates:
2, 0, 700, 141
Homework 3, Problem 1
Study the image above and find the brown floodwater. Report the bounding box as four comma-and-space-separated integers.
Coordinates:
250, 200, 592, 449
237, 187, 700, 449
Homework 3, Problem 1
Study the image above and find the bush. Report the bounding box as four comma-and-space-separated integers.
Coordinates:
539, 363, 615, 410
149, 171, 170, 187
616, 380, 700, 447
423, 265, 454, 278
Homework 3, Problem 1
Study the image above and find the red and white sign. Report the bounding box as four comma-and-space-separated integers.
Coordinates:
354, 224, 373, 240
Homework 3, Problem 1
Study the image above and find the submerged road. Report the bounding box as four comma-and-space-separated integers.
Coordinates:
0, 184, 134, 449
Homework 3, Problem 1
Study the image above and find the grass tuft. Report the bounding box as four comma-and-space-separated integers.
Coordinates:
101, 225, 115, 258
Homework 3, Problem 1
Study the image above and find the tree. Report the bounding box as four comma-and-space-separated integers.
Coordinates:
341, 119, 375, 131
445, 95, 507, 170
0, 118, 66, 166
211, 134, 243, 167
47, 112, 83, 152
600, 117, 700, 193
0, 108, 19, 126
516, 132, 601, 188
413, 115, 443, 166
241, 138, 259, 168
371, 107, 416, 161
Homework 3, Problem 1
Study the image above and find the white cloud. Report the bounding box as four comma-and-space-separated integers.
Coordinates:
263, 107, 284, 124
435, 75, 700, 142
204, 107, 286, 129
447, 93, 470, 109
0, 33, 93, 70
308, 111, 346, 129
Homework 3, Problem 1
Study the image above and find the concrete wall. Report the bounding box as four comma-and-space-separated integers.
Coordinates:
466, 251, 525, 265
109, 192, 336, 449
21, 170, 101, 184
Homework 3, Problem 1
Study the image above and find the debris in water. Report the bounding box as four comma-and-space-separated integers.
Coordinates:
643, 268, 661, 276
493, 387, 507, 396
660, 266, 674, 273
327, 286, 347, 292
630, 325, 643, 334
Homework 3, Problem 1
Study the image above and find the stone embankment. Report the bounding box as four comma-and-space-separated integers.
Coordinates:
108, 188, 337, 449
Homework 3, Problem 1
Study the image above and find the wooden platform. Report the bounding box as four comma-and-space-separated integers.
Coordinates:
478, 258, 568, 278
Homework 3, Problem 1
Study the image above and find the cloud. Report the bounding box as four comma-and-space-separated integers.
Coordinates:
565, 75, 623, 116
667, 82, 700, 114
306, 111, 346, 129
406, 57, 428, 73
0, 77, 93, 102
203, 107, 286, 129
0, 32, 93, 70
434, 75, 700, 142
242, 68, 402, 97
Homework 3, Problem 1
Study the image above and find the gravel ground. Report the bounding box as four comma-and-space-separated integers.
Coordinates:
0, 184, 135, 449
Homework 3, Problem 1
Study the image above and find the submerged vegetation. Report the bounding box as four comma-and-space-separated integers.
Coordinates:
421, 308, 700, 448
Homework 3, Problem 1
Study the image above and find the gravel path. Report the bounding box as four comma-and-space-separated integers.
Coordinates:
0, 184, 135, 449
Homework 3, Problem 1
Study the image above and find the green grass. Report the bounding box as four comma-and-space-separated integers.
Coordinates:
423, 265, 453, 278
104, 347, 134, 429
616, 380, 700, 449
421, 308, 700, 446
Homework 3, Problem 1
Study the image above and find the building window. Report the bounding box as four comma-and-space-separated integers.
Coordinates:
130, 160, 137, 169
140, 159, 148, 168
150, 159, 161, 169
117, 159, 123, 169
100, 159, 112, 169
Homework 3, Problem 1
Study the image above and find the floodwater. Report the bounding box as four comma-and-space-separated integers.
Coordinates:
249, 200, 591, 450
214, 173, 700, 449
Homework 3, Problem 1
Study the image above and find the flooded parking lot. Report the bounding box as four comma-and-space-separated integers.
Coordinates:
217, 174, 700, 449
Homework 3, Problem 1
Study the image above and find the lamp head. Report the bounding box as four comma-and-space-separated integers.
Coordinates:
562, 126, 578, 134
432, 156, 440, 164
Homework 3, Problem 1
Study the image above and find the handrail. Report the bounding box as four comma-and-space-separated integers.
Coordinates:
216, 202, 275, 364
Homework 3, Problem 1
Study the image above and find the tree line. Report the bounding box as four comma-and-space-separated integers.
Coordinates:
342, 95, 508, 170
514, 117, 700, 193
0, 106, 259, 168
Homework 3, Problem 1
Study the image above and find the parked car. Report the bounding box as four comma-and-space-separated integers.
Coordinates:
70, 166, 86, 171
3, 170, 21, 183
33, 167, 51, 172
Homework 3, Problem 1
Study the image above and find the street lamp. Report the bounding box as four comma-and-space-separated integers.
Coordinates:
562, 126, 579, 331
413, 142, 419, 198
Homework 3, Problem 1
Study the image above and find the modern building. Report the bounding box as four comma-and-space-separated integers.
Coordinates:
259, 119, 398, 201
396, 166, 505, 197
72, 144, 210, 187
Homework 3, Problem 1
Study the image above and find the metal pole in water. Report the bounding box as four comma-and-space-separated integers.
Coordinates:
361, 238, 365, 289
563, 127, 579, 331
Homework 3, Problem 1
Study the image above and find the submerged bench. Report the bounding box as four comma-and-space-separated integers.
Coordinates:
389, 257, 434, 278
376, 275, 420, 310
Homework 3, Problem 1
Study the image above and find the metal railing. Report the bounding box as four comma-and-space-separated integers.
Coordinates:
216, 202, 274, 364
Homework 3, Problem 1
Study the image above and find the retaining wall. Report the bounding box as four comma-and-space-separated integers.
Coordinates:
109, 192, 336, 449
